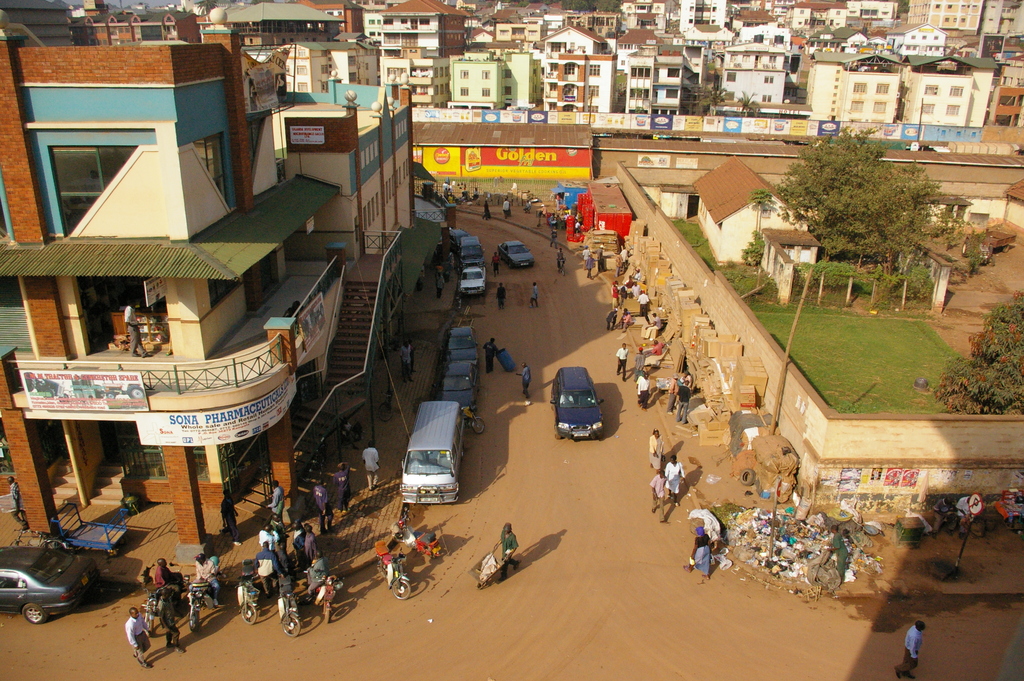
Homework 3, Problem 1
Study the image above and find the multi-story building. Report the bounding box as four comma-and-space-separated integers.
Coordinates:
807, 52, 902, 121
70, 10, 201, 46
616, 29, 662, 71
277, 40, 379, 95
805, 26, 866, 51
448, 50, 539, 109
379, 0, 468, 59
767, 0, 799, 21
678, 0, 729, 30
222, 3, 345, 46
785, 2, 849, 31
296, 0, 365, 34
900, 55, 996, 127
1, 0, 72, 46
622, 0, 680, 31
381, 56, 451, 105
845, 0, 898, 26
492, 19, 545, 44
886, 23, 947, 56
681, 23, 736, 47
0, 22, 413, 560
990, 53, 1024, 125
625, 46, 706, 114
737, 22, 792, 47
565, 11, 621, 40
540, 26, 616, 112
720, 43, 796, 105
980, 0, 1024, 35
908, 0, 981, 31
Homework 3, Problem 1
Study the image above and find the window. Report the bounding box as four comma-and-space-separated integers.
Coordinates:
482, 88, 491, 97
946, 104, 960, 116
296, 65, 307, 75
761, 94, 772, 102
922, 103, 935, 114
482, 70, 491, 80
320, 81, 329, 93
52, 146, 136, 230
853, 82, 867, 93
504, 86, 512, 95
764, 76, 775, 84
505, 69, 512, 78
924, 85, 939, 95
950, 86, 964, 97
460, 70, 469, 78
296, 82, 308, 92
589, 64, 601, 76
665, 88, 679, 99
873, 101, 887, 113
629, 66, 651, 78
564, 63, 578, 76
667, 67, 680, 78
850, 101, 864, 112
726, 72, 736, 82
460, 87, 469, 96
590, 85, 600, 97
876, 83, 890, 94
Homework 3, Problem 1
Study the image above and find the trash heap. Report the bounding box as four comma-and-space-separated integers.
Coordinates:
717, 506, 885, 586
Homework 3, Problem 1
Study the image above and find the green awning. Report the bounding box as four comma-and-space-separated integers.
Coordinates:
194, 176, 339, 276
412, 162, 436, 183
402, 217, 442, 293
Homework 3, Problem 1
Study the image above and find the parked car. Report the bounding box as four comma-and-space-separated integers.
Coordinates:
498, 240, 535, 268
460, 236, 485, 269
551, 367, 604, 440
449, 229, 470, 259
0, 546, 99, 624
447, 327, 478, 365
438, 361, 478, 408
459, 266, 487, 297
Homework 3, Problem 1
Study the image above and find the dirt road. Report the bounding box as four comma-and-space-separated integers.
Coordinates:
3, 212, 1021, 680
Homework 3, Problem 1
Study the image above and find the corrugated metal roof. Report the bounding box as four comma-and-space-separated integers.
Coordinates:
0, 242, 236, 280
413, 123, 592, 148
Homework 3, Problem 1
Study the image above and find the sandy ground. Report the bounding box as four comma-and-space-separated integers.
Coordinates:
3, 212, 1022, 681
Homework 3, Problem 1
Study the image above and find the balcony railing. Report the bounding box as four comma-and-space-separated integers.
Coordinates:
363, 229, 401, 254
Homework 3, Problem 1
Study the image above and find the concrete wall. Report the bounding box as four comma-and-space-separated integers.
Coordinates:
615, 162, 1024, 511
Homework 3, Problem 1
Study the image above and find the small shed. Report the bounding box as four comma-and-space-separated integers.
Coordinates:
582, 182, 633, 240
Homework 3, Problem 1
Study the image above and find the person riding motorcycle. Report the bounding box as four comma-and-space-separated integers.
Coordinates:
153, 558, 184, 602
304, 551, 329, 604
194, 553, 221, 607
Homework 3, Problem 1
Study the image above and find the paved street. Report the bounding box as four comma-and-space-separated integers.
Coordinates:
2, 210, 1021, 681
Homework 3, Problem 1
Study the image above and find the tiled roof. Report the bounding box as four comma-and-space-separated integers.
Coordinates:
1007, 178, 1024, 201
693, 157, 776, 224
383, 0, 471, 16
618, 29, 661, 45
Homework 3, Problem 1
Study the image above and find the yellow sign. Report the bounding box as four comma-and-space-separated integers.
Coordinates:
790, 120, 809, 136
419, 145, 461, 176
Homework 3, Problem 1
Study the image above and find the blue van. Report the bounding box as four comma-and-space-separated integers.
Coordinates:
550, 367, 604, 440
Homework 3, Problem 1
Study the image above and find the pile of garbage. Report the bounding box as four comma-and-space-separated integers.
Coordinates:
715, 506, 885, 586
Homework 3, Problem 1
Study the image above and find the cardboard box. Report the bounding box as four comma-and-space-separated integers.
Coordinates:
719, 341, 743, 358
739, 385, 757, 408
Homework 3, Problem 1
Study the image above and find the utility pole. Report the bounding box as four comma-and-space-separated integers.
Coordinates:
770, 266, 814, 435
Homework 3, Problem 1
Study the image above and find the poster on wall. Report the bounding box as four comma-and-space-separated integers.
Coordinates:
135, 376, 295, 446
839, 468, 861, 492
528, 110, 550, 124
21, 370, 149, 412
297, 292, 325, 350
817, 120, 841, 136
417, 145, 461, 176
723, 117, 743, 134
500, 110, 527, 123
556, 111, 576, 125
481, 110, 501, 123
650, 114, 673, 130
631, 114, 651, 130
243, 47, 289, 114
637, 154, 671, 168
771, 119, 791, 136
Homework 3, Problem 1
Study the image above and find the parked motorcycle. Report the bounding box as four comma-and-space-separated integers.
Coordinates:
141, 584, 164, 635
277, 575, 301, 637
186, 578, 215, 632
462, 405, 485, 434
313, 575, 339, 623
374, 540, 412, 600
392, 504, 444, 559
237, 559, 260, 625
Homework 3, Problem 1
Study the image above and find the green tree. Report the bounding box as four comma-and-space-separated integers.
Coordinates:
935, 291, 1024, 414
561, 0, 596, 10
775, 130, 954, 274
197, 0, 219, 12
737, 92, 760, 116
595, 0, 621, 10
697, 84, 725, 115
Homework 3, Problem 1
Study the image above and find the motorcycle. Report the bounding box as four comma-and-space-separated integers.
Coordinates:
374, 540, 412, 600
461, 405, 485, 434
312, 575, 339, 623
186, 578, 215, 633
237, 559, 260, 625
141, 584, 164, 635
392, 505, 444, 559
277, 575, 301, 637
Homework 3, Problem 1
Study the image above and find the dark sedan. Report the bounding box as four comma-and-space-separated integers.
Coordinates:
0, 546, 99, 624
447, 327, 478, 365
438, 361, 478, 408
498, 241, 535, 268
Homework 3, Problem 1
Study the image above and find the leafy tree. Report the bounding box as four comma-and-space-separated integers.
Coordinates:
737, 92, 760, 116
595, 0, 621, 10
935, 291, 1024, 414
775, 130, 957, 274
697, 84, 725, 115
561, 0, 596, 10
197, 0, 219, 12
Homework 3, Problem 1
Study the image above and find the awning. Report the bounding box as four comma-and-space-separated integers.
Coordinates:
412, 161, 436, 183
0, 176, 339, 281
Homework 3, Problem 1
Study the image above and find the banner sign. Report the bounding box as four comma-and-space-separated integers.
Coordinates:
650, 114, 673, 130
289, 126, 325, 145
144, 277, 166, 307
22, 370, 149, 412
416, 145, 591, 179
135, 376, 295, 446
243, 46, 289, 114
297, 292, 326, 350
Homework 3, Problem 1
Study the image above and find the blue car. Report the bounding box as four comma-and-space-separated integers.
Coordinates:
438, 361, 478, 408
447, 327, 478, 365
550, 367, 604, 440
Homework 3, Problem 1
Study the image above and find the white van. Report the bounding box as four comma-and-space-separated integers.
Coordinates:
401, 401, 464, 504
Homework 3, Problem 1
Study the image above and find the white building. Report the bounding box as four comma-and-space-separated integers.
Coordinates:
625, 46, 705, 114
786, 2, 849, 31
806, 51, 901, 122
678, 0, 727, 31
381, 56, 451, 106
616, 29, 662, 71
908, 0, 981, 32
901, 55, 996, 127
541, 26, 616, 112
720, 43, 793, 106
886, 23, 947, 57
845, 0, 898, 25
681, 23, 735, 47
622, 0, 680, 31
737, 23, 791, 48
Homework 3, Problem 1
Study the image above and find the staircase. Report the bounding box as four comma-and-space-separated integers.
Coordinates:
52, 464, 124, 507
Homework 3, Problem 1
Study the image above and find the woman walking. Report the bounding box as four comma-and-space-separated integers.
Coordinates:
687, 527, 712, 584
483, 200, 491, 220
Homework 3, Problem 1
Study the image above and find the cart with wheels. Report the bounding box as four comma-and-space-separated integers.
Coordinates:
50, 502, 129, 555
468, 542, 509, 589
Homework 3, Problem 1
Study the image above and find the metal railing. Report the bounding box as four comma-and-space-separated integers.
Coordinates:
292, 257, 341, 319
16, 336, 285, 395
415, 209, 446, 222
362, 229, 402, 254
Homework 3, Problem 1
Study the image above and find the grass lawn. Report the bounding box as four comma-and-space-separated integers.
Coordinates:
752, 305, 957, 414
673, 219, 716, 271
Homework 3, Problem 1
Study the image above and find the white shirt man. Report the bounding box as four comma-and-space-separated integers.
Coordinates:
125, 607, 152, 668
664, 456, 684, 505
362, 442, 380, 491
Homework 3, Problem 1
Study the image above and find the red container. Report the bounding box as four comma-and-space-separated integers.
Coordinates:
586, 182, 633, 240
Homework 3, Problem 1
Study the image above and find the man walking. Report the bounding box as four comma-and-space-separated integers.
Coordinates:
611, 281, 620, 308
362, 440, 380, 491
611, 342, 629, 380
502, 197, 511, 218
7, 476, 27, 530
333, 462, 351, 513
499, 522, 521, 582
125, 606, 153, 669
605, 308, 618, 331
483, 338, 498, 373
530, 282, 539, 308
584, 252, 595, 279
675, 377, 692, 424
664, 454, 684, 506
400, 341, 413, 382
220, 490, 241, 545
550, 226, 558, 247
492, 251, 500, 276
496, 283, 507, 310
637, 371, 651, 410
124, 303, 151, 358
518, 363, 532, 405
649, 429, 665, 469
633, 347, 646, 380
157, 590, 185, 655
650, 469, 668, 523
435, 268, 445, 299
313, 480, 331, 534
895, 621, 926, 678
637, 289, 651, 322
268, 480, 285, 517
556, 248, 566, 275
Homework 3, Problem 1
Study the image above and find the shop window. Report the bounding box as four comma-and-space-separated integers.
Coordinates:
208, 278, 238, 309
193, 135, 224, 196
52, 146, 136, 231
190, 446, 210, 482
115, 421, 165, 479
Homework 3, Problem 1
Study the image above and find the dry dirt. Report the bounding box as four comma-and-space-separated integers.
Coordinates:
2, 212, 1022, 680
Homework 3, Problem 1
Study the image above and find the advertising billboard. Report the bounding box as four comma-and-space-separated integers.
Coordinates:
415, 145, 591, 179
22, 370, 149, 412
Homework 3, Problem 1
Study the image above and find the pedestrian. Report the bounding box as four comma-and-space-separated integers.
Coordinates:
611, 281, 620, 308
550, 226, 557, 247
499, 522, 521, 582
664, 454, 684, 506
6, 476, 27, 530
435, 268, 445, 299
220, 490, 241, 545
518, 363, 532, 405
483, 200, 491, 220
502, 198, 511, 218
266, 479, 284, 517
496, 282, 507, 309
483, 337, 498, 373
615, 343, 629, 381
637, 289, 651, 322
665, 374, 679, 414
581, 244, 591, 262
314, 480, 331, 534
832, 527, 850, 584
125, 606, 153, 668
291, 521, 308, 571
633, 347, 645, 379
614, 252, 623, 277
596, 246, 605, 272
648, 429, 664, 469
362, 440, 380, 491
194, 553, 221, 606
619, 309, 633, 330
675, 377, 692, 423
255, 542, 283, 596
556, 248, 566, 275
584, 253, 594, 279
304, 523, 318, 566
637, 371, 651, 410
650, 468, 668, 523
492, 251, 500, 276
333, 462, 351, 513
894, 621, 926, 678
605, 308, 618, 331
686, 527, 712, 583
124, 303, 151, 358
156, 589, 185, 654
400, 340, 412, 382
530, 282, 539, 308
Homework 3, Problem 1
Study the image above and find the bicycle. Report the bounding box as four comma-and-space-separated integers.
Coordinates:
378, 386, 394, 422
14, 528, 70, 551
